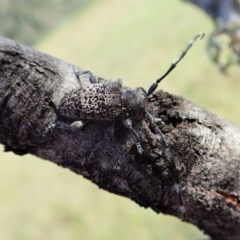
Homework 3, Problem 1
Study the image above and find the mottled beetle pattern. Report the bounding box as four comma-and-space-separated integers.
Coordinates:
57, 33, 205, 219
59, 80, 123, 120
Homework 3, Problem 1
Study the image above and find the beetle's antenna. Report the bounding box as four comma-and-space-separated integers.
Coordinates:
147, 32, 205, 96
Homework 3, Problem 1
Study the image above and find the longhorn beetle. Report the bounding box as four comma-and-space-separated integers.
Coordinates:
56, 33, 205, 219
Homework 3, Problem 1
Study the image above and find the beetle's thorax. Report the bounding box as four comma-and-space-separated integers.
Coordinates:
121, 87, 147, 119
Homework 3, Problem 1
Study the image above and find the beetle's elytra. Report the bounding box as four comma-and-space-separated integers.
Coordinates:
59, 80, 123, 120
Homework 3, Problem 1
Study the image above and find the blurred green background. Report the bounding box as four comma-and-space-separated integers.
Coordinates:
1, 0, 240, 239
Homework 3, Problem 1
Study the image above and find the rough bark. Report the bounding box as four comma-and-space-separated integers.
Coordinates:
0, 36, 240, 240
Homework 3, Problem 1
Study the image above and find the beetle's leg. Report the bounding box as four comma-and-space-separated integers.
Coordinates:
122, 118, 143, 155
145, 111, 186, 220
74, 68, 98, 84
43, 95, 86, 135
88, 123, 115, 161
44, 120, 85, 136
70, 120, 85, 130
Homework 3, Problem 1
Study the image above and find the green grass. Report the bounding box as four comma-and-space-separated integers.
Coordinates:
1, 0, 240, 239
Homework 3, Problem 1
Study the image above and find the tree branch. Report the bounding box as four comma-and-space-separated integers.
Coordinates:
0, 36, 239, 240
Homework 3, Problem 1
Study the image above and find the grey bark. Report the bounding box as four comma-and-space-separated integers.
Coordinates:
0, 36, 240, 240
